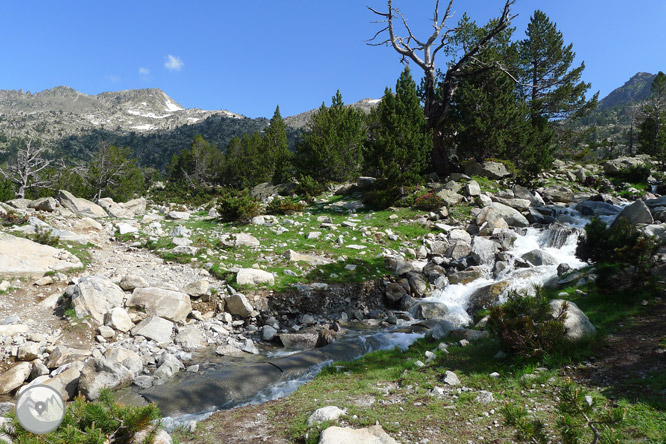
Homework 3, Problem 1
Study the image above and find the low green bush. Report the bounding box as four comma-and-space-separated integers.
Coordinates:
32, 226, 60, 246
3, 388, 161, 444
0, 208, 29, 226
217, 190, 260, 224
362, 185, 402, 210
576, 216, 660, 289
295, 175, 325, 200
265, 197, 306, 215
412, 191, 445, 211
488, 289, 566, 358
612, 163, 652, 183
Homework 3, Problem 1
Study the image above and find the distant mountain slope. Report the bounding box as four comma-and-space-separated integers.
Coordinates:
597, 72, 656, 110
568, 72, 658, 149
0, 86, 380, 170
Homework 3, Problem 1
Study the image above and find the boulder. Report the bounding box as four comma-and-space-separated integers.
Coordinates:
464, 161, 511, 179
411, 301, 449, 320
131, 316, 174, 343
446, 241, 472, 260
385, 282, 407, 303
477, 202, 529, 228
307, 406, 346, 426
104, 347, 143, 377
236, 268, 275, 287
492, 197, 532, 211
126, 287, 192, 323
46, 346, 91, 369
319, 425, 398, 444
448, 267, 485, 285
357, 177, 376, 189
436, 189, 464, 206
220, 233, 260, 248
407, 272, 428, 296
467, 281, 510, 314
166, 211, 190, 220
17, 342, 41, 361
610, 200, 654, 228
250, 182, 278, 200
78, 358, 133, 400
183, 279, 209, 297
262, 325, 278, 341
521, 249, 558, 266
71, 276, 126, 324
175, 325, 207, 350
465, 180, 481, 196
225, 293, 254, 318
541, 186, 575, 203
550, 300, 596, 341
283, 249, 332, 265
575, 200, 622, 217
120, 274, 150, 291
0, 362, 31, 394
0, 232, 83, 278
104, 307, 133, 332
58, 190, 108, 218
279, 330, 319, 348
154, 354, 184, 381
603, 156, 650, 175
470, 237, 498, 266
42, 361, 85, 401
28, 197, 58, 212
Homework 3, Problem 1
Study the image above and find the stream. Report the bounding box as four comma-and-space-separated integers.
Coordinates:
152, 205, 611, 431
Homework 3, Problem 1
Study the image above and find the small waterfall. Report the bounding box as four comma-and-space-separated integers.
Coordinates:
539, 223, 581, 249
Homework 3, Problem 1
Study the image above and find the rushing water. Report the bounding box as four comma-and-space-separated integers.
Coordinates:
161, 206, 607, 429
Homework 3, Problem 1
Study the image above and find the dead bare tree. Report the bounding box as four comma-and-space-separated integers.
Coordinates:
368, 0, 516, 175
0, 140, 52, 198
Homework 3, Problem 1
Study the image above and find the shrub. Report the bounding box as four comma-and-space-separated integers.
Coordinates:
295, 175, 325, 200
488, 289, 566, 358
217, 190, 260, 224
612, 163, 652, 183
0, 208, 29, 226
33, 226, 60, 246
576, 216, 660, 289
412, 192, 445, 211
265, 197, 306, 215
3, 388, 162, 444
362, 185, 402, 210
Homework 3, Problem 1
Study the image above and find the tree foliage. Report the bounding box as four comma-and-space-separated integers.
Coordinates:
296, 90, 367, 183
264, 105, 294, 184
638, 71, 666, 161
365, 66, 431, 185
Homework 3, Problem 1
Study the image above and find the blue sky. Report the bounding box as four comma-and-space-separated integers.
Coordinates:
1, 1, 664, 118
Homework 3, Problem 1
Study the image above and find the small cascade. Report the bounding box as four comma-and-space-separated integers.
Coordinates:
539, 223, 581, 249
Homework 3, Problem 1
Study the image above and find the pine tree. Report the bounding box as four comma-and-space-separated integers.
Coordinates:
516, 10, 597, 177
447, 16, 524, 163
263, 105, 293, 184
296, 90, 366, 183
639, 71, 666, 161
518, 10, 598, 123
365, 66, 431, 185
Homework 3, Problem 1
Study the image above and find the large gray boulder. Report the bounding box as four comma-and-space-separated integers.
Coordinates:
0, 232, 83, 278
58, 190, 108, 218
105, 347, 143, 377
0, 362, 31, 394
477, 203, 529, 228
46, 346, 91, 368
550, 300, 596, 341
104, 307, 133, 332
28, 197, 58, 212
470, 237, 498, 266
71, 276, 125, 324
220, 233, 260, 248
603, 156, 650, 175
411, 301, 449, 320
42, 361, 85, 401
319, 425, 398, 444
464, 161, 511, 179
126, 287, 192, 323
521, 249, 558, 266
236, 268, 275, 287
131, 316, 174, 343
436, 189, 464, 206
78, 358, 133, 400
541, 186, 575, 204
175, 325, 207, 351
467, 281, 510, 314
225, 293, 254, 318
307, 406, 346, 426
610, 200, 654, 228
98, 197, 147, 218
575, 200, 622, 217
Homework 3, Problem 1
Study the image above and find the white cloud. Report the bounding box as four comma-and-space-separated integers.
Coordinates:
105, 74, 120, 82
139, 67, 150, 76
164, 55, 184, 71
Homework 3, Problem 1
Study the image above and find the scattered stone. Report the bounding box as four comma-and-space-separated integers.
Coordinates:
104, 307, 133, 332
78, 358, 133, 400
46, 346, 90, 369
58, 190, 108, 218
464, 161, 511, 179
120, 274, 150, 291
443, 370, 460, 386
104, 347, 143, 377
183, 279, 209, 297
262, 325, 278, 341
610, 199, 654, 228
71, 276, 126, 324
550, 300, 596, 341
0, 232, 83, 278
175, 325, 207, 350
476, 390, 494, 404
521, 249, 558, 267
279, 330, 319, 348
236, 268, 275, 286
307, 405, 346, 426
